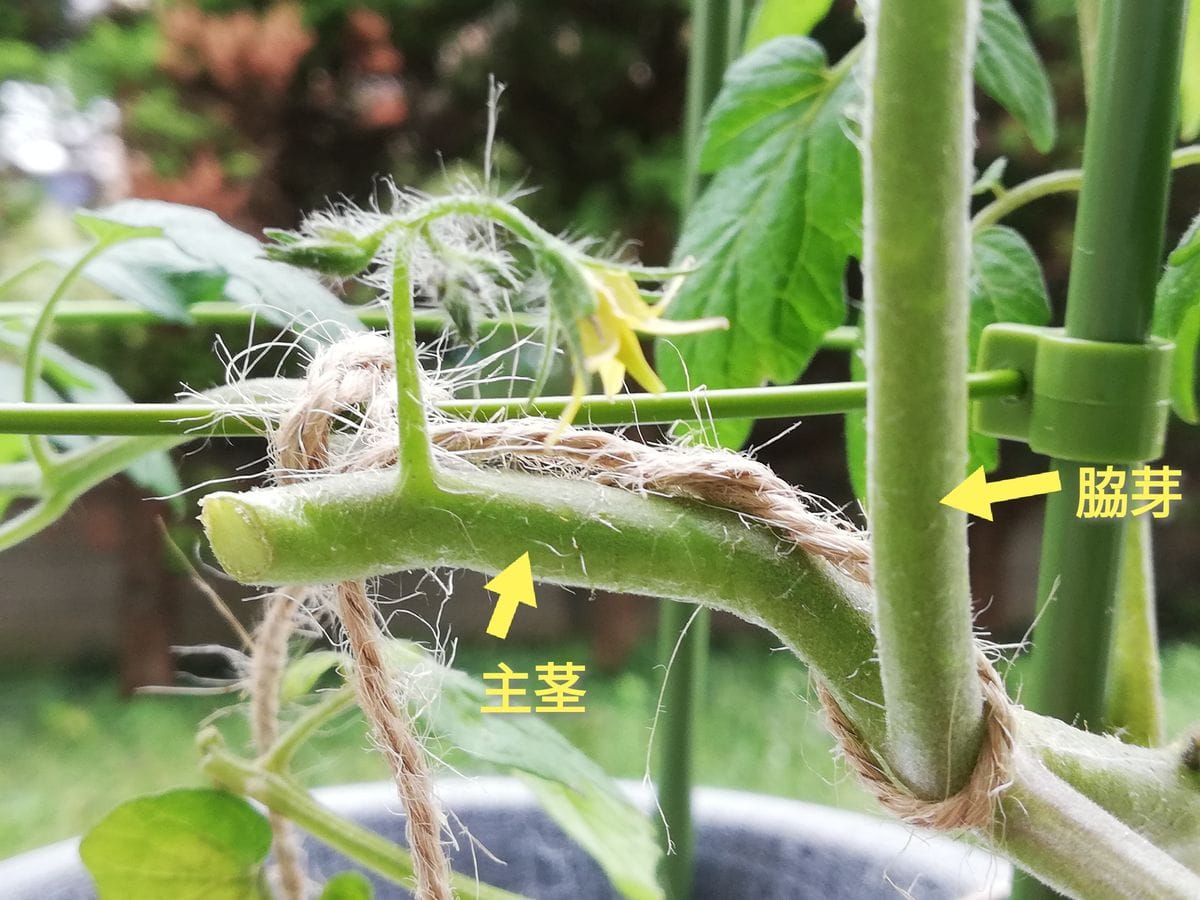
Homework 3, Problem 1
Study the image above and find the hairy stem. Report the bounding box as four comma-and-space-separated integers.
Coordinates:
862, 0, 983, 796
199, 462, 1200, 888
389, 253, 436, 489
1000, 750, 1200, 898
201, 465, 887, 748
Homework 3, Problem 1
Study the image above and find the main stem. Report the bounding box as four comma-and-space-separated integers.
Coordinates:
863, 0, 983, 796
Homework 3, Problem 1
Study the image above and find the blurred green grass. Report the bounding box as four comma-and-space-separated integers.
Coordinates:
3, 639, 1199, 861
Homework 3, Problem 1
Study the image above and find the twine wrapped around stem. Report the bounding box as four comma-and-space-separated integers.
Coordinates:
245, 333, 1017, 899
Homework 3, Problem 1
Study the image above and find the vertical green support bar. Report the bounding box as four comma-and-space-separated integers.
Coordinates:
1027, 0, 1184, 729
654, 0, 735, 896
1016, 1, 1186, 897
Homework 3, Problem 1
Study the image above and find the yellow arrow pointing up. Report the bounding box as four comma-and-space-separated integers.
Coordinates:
484, 552, 537, 639
940, 466, 1062, 521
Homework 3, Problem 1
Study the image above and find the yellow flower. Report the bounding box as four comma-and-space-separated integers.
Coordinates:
552, 264, 727, 439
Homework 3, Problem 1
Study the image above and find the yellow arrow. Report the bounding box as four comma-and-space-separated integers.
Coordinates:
940, 466, 1062, 521
484, 552, 537, 639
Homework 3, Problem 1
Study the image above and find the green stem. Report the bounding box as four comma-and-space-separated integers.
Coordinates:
0, 299, 541, 336
1076, 0, 1101, 102
1021, 712, 1200, 871
197, 460, 1200, 889
20, 241, 114, 474
862, 0, 982, 796
0, 370, 1022, 436
198, 730, 526, 900
389, 251, 435, 489
970, 146, 1200, 233
1001, 750, 1200, 899
262, 688, 358, 772
1103, 516, 1164, 745
0, 259, 55, 300
659, 1, 742, 892
201, 466, 887, 747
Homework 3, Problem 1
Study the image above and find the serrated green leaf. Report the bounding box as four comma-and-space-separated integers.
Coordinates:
657, 37, 860, 449
700, 39, 830, 172
1154, 215, 1200, 423
1181, 4, 1200, 140
319, 871, 374, 900
744, 0, 835, 52
968, 225, 1050, 470
88, 201, 364, 341
80, 788, 271, 900
976, 0, 1057, 152
74, 211, 162, 245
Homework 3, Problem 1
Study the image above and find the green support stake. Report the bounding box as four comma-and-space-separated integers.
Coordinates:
654, 0, 736, 896
1014, 1, 1186, 898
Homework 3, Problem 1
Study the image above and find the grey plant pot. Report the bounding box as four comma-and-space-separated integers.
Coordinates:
0, 778, 1010, 899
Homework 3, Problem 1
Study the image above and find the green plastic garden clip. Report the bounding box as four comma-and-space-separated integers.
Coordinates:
973, 323, 1174, 464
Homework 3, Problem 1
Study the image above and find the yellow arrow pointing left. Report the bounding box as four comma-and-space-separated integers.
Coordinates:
940, 466, 1062, 521
484, 552, 537, 639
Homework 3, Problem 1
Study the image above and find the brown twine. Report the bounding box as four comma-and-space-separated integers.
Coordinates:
817, 655, 1016, 831
266, 332, 452, 900
249, 590, 308, 900
260, 333, 1016, 857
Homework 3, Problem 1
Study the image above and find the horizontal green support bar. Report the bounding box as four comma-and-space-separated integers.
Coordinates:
0, 299, 536, 335
0, 301, 863, 351
0, 369, 1023, 436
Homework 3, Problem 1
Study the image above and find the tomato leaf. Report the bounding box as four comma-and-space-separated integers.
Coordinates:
656, 37, 861, 449
968, 225, 1051, 467
1154, 215, 1200, 423
87, 201, 364, 342
976, 0, 1057, 153
80, 788, 272, 900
